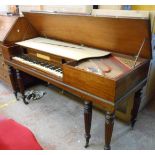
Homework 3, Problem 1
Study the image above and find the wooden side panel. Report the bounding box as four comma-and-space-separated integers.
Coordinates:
4, 17, 39, 44
115, 61, 150, 101
23, 12, 152, 59
63, 63, 116, 102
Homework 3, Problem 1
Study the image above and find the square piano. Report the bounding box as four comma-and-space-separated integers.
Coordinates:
1, 12, 152, 149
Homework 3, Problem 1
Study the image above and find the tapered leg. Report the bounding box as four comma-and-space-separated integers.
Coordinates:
8, 66, 18, 100
84, 101, 92, 148
104, 111, 115, 150
131, 89, 142, 129
16, 69, 28, 104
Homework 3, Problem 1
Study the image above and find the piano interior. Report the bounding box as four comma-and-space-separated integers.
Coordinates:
11, 37, 147, 81
75, 54, 146, 79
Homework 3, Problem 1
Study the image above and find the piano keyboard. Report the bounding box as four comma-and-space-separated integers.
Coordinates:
12, 55, 63, 78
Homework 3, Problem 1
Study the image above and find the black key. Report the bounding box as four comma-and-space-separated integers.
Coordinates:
20, 55, 24, 58
49, 64, 54, 67
21, 55, 27, 59
50, 66, 57, 70
44, 63, 50, 67
55, 68, 61, 72
31, 60, 37, 63
26, 57, 32, 61
45, 64, 51, 68
33, 60, 40, 64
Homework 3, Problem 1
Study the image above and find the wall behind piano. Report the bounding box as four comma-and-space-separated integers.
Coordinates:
19, 5, 42, 13
0, 5, 9, 14
41, 5, 93, 14
18, 5, 93, 14
18, 5, 123, 14
99, 5, 122, 10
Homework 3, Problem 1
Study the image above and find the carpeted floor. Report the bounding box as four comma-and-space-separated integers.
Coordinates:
0, 81, 155, 150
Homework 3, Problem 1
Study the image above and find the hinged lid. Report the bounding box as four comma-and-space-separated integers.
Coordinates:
23, 11, 152, 59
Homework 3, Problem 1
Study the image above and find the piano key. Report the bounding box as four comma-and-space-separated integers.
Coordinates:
45, 64, 51, 67
50, 66, 56, 70
12, 56, 63, 78
55, 68, 62, 72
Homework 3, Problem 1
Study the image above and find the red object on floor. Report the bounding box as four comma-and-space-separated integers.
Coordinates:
0, 118, 43, 150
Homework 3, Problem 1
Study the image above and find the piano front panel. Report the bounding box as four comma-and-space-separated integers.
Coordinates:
63, 61, 116, 102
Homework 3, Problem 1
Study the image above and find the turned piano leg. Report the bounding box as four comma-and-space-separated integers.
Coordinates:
8, 66, 19, 100
131, 89, 142, 129
16, 69, 28, 104
84, 101, 92, 148
104, 111, 115, 150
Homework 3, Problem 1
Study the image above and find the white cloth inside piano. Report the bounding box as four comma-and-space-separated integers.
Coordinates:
16, 37, 110, 61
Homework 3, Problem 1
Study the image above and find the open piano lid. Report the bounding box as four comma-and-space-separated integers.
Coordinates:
23, 11, 152, 59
